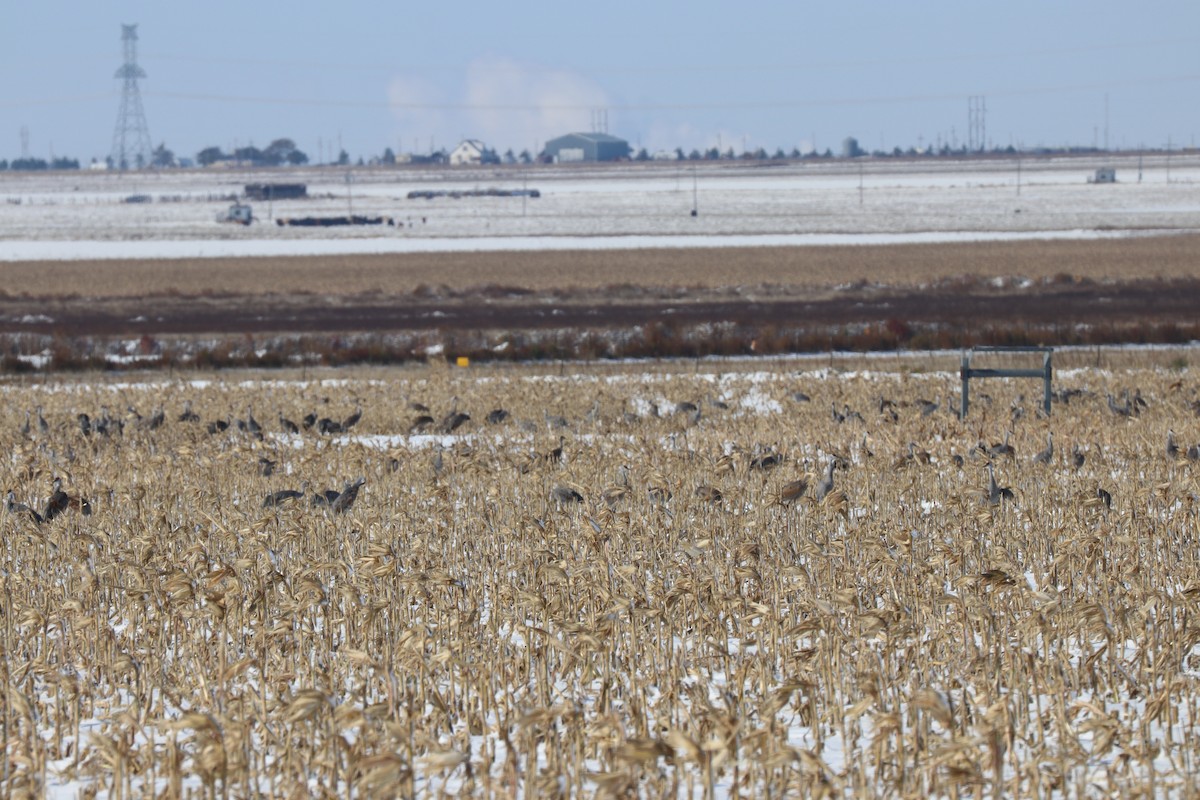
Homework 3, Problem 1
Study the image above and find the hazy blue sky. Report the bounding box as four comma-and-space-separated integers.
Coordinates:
3, 1, 1197, 163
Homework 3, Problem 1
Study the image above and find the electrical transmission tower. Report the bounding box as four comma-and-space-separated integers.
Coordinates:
967, 96, 987, 152
111, 24, 152, 170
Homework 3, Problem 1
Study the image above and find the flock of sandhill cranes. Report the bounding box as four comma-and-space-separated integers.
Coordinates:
4, 375, 1180, 525
6, 399, 378, 523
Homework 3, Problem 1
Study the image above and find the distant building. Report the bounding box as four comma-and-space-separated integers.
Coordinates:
842, 137, 863, 158
244, 183, 307, 200
1088, 167, 1116, 184
542, 132, 631, 163
450, 139, 489, 166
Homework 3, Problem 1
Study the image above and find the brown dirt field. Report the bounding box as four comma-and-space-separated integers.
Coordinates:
2, 236, 1199, 347
3, 234, 1199, 299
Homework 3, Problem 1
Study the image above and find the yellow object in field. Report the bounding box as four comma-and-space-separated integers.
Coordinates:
456, 357, 470, 368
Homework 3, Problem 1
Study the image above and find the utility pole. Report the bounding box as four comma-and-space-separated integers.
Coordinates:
691, 166, 698, 217
1104, 92, 1109, 151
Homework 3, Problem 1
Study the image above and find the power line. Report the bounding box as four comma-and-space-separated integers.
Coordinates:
140, 73, 1200, 114
129, 35, 1198, 77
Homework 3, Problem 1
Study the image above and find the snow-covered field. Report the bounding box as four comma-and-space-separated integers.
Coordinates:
1, 153, 1197, 260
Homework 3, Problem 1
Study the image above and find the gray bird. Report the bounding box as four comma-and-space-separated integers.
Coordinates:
813, 458, 837, 502
986, 463, 1014, 505
330, 477, 366, 514
263, 483, 307, 508
6, 490, 42, 524
551, 484, 584, 505
1032, 433, 1054, 465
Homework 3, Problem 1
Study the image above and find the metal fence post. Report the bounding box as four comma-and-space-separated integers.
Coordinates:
1043, 351, 1053, 416
961, 352, 971, 419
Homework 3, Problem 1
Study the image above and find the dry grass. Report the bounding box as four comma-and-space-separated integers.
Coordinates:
5, 234, 1200, 299
3, 359, 1200, 796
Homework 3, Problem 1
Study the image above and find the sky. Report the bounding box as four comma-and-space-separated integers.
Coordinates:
2, 1, 1198, 164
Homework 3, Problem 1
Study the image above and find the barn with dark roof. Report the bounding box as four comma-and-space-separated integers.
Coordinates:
542, 132, 631, 163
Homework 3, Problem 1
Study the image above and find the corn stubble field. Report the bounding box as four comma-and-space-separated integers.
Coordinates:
3, 355, 1200, 798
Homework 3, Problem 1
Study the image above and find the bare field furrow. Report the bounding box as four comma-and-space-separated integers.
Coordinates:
4, 235, 1200, 300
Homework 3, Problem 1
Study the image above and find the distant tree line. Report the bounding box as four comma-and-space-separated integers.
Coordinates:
195, 138, 309, 167
0, 138, 1185, 173
1, 156, 81, 171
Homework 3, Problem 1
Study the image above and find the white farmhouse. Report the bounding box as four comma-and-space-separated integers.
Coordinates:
449, 139, 487, 166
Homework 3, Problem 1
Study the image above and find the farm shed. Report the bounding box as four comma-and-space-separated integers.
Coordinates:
543, 132, 631, 163
1088, 167, 1116, 184
244, 183, 307, 200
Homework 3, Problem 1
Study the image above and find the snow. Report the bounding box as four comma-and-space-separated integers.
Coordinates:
0, 229, 1161, 261
1, 154, 1197, 261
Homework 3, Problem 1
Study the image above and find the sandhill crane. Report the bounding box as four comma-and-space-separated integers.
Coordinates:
5, 491, 42, 524
1106, 393, 1132, 418
919, 397, 940, 417
779, 474, 810, 505
831, 404, 846, 424
988, 431, 1016, 460
603, 465, 632, 508
263, 482, 308, 508
178, 400, 200, 423
439, 398, 470, 434
279, 412, 299, 434
486, 408, 511, 425
1096, 487, 1113, 510
647, 479, 673, 505
36, 406, 48, 434
895, 442, 931, 468
330, 477, 366, 514
145, 406, 165, 430
317, 417, 343, 435
1167, 430, 1180, 460
310, 488, 341, 507
814, 458, 837, 502
694, 485, 723, 504
207, 419, 230, 435
551, 484, 584, 506
77, 413, 92, 436
302, 412, 318, 430
790, 391, 811, 403
543, 409, 570, 431
1032, 433, 1054, 465
258, 457, 277, 477
341, 405, 362, 431
408, 415, 435, 434
43, 478, 70, 522
1072, 444, 1085, 470
986, 463, 1014, 505
749, 450, 783, 472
